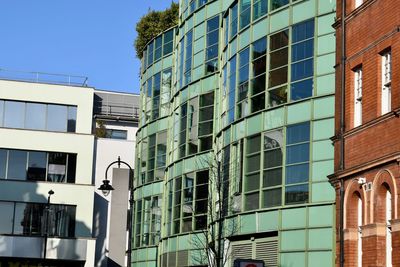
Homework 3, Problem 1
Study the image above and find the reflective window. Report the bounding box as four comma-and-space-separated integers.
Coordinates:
237, 48, 250, 119
47, 105, 67, 132
105, 129, 128, 139
8, 150, 27, 180
163, 29, 174, 55
67, 106, 77, 132
0, 149, 6, 179
13, 202, 75, 237
26, 103, 46, 130
253, 0, 268, 20
147, 42, 154, 66
154, 36, 162, 62
48, 153, 67, 182
205, 16, 219, 74
184, 31, 193, 86
227, 56, 237, 123
27, 151, 47, 181
0, 202, 13, 234
230, 4, 238, 39
0, 100, 4, 127
4, 101, 25, 129
251, 38, 267, 113
239, 0, 251, 30
271, 0, 289, 10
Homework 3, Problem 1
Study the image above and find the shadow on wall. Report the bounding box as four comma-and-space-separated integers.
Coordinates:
93, 192, 109, 267
0, 181, 92, 266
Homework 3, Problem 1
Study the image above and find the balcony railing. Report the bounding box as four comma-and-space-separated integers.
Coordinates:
0, 68, 88, 87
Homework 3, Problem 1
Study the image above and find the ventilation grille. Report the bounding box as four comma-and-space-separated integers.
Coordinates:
256, 240, 278, 267
232, 243, 252, 260
177, 250, 189, 266
168, 251, 176, 267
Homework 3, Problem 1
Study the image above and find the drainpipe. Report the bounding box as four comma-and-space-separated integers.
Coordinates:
339, 1, 346, 267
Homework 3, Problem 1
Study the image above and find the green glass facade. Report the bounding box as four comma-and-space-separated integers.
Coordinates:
134, 0, 336, 266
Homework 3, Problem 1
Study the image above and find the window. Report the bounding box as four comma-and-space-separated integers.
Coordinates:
223, 16, 229, 47
147, 41, 154, 66
154, 35, 162, 62
355, 0, 363, 8
237, 48, 250, 119
251, 38, 267, 113
163, 29, 174, 56
381, 51, 391, 114
354, 67, 362, 127
152, 72, 161, 120
285, 122, 310, 204
268, 30, 289, 107
0, 201, 76, 237
0, 149, 77, 183
104, 129, 128, 140
184, 31, 193, 86
205, 16, 219, 74
230, 4, 238, 39
253, 0, 268, 21
227, 56, 237, 123
0, 100, 77, 133
291, 19, 314, 100
271, 0, 289, 10
244, 134, 261, 211
239, 0, 251, 30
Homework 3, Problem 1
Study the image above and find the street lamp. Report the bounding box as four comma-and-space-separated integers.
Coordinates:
98, 156, 134, 267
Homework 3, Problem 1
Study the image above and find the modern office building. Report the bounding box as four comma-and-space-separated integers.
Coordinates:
92, 89, 140, 267
134, 0, 337, 266
0, 75, 96, 266
330, 0, 400, 266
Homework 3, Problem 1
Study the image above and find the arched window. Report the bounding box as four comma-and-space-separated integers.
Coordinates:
386, 190, 392, 267
357, 196, 362, 267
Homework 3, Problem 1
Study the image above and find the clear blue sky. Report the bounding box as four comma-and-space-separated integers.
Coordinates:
0, 0, 176, 94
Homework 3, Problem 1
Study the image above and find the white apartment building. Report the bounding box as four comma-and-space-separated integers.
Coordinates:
92, 90, 139, 267
0, 77, 96, 267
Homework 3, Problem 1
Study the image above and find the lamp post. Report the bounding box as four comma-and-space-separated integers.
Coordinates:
43, 189, 54, 259
98, 156, 134, 267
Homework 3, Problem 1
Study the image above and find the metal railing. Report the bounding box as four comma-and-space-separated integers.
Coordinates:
94, 101, 140, 118
0, 68, 88, 87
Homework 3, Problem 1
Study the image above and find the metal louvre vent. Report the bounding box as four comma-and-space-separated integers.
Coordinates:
161, 253, 168, 267
168, 251, 176, 267
232, 243, 253, 260
177, 250, 189, 266
256, 240, 278, 267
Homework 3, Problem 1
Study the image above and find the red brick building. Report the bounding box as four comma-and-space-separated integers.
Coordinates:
330, 0, 400, 266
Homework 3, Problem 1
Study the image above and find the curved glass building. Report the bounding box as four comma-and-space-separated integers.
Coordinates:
133, 0, 336, 266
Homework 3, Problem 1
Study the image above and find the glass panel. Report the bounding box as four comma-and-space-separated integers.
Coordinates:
292, 39, 314, 62
264, 148, 283, 168
239, 0, 251, 29
47, 205, 76, 237
47, 153, 67, 182
195, 215, 207, 230
286, 163, 309, 184
263, 168, 282, 187
67, 154, 77, 183
67, 106, 77, 132
245, 172, 260, 192
47, 105, 67, 132
263, 188, 282, 207
268, 85, 287, 107
251, 74, 266, 95
4, 101, 25, 129
291, 79, 313, 100
286, 143, 310, 164
0, 100, 4, 126
271, 0, 289, 10
246, 135, 261, 154
251, 93, 265, 113
253, 38, 267, 59
0, 149, 6, 179
285, 184, 308, 204
8, 150, 27, 180
253, 0, 268, 20
270, 30, 289, 51
253, 57, 266, 77
14, 203, 43, 235
292, 19, 314, 43
246, 154, 260, 173
200, 136, 212, 151
269, 67, 288, 87
25, 103, 46, 130
27, 151, 46, 181
291, 58, 313, 81
287, 123, 310, 144
0, 202, 14, 234
270, 48, 288, 70
245, 192, 259, 211
198, 121, 213, 136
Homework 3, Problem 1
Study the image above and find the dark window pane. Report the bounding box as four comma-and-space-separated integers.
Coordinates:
268, 85, 287, 107
285, 184, 308, 204
206, 43, 219, 60
163, 41, 173, 55
253, 0, 268, 20
251, 93, 265, 113
195, 215, 207, 230
14, 203, 43, 235
198, 121, 213, 136
291, 79, 313, 100
0, 202, 14, 234
4, 101, 25, 129
200, 92, 214, 106
286, 143, 310, 164
253, 38, 267, 59
264, 148, 283, 168
8, 150, 27, 180
239, 1, 251, 29
0, 149, 6, 179
286, 163, 309, 184
269, 67, 288, 87
270, 30, 289, 51
287, 123, 310, 144
196, 184, 208, 199
25, 103, 46, 130
199, 106, 214, 121
207, 16, 219, 32
245, 172, 260, 192
263, 168, 282, 187
27, 151, 46, 181
270, 48, 288, 69
47, 105, 67, 132
200, 136, 212, 151
245, 192, 259, 211
48, 153, 67, 182
291, 58, 313, 81
253, 57, 266, 77
251, 74, 266, 95
205, 59, 218, 74
247, 135, 261, 154
263, 188, 282, 208
67, 106, 77, 132
246, 154, 260, 173
67, 154, 77, 183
